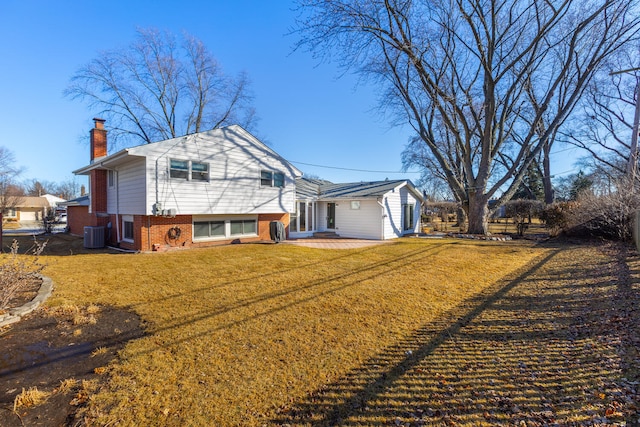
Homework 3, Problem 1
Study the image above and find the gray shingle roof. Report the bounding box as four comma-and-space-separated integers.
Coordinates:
296, 177, 413, 200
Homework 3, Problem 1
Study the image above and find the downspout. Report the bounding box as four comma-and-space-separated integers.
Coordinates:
377, 198, 385, 240
115, 169, 120, 243
155, 158, 160, 212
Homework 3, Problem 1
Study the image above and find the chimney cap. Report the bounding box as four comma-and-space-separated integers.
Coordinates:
93, 118, 106, 129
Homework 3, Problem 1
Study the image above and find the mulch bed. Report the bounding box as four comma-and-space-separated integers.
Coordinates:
0, 305, 144, 426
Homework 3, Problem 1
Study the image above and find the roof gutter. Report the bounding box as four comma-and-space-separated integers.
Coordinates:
72, 150, 133, 175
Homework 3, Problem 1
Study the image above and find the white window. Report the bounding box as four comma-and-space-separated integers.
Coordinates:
122, 215, 134, 242
191, 162, 209, 181
290, 201, 316, 233
261, 170, 273, 186
3, 208, 17, 218
170, 159, 189, 179
274, 172, 285, 188
260, 170, 285, 188
193, 216, 258, 241
170, 159, 209, 182
351, 201, 361, 210
403, 204, 415, 231
194, 220, 225, 239
108, 170, 115, 188
230, 219, 257, 236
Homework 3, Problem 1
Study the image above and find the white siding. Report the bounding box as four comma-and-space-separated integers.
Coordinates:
320, 200, 383, 240
118, 126, 298, 216
383, 185, 421, 238
107, 158, 147, 214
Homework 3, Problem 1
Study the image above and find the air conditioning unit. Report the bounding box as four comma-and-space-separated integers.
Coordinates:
163, 208, 177, 218
84, 226, 105, 249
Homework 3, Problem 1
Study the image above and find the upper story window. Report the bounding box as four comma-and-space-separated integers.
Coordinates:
191, 162, 209, 181
261, 170, 285, 188
108, 170, 115, 188
170, 159, 209, 182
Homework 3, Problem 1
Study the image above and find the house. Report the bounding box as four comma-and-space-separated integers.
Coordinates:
69, 119, 423, 251
291, 177, 423, 240
70, 119, 301, 251
3, 196, 50, 222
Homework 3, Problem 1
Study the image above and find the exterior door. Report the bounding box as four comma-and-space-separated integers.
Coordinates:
326, 203, 336, 229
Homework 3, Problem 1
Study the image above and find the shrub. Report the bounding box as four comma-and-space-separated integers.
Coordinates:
0, 239, 46, 310
504, 199, 544, 236
566, 181, 640, 241
540, 201, 578, 236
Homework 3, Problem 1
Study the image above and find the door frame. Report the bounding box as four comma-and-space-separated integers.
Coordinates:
326, 202, 336, 230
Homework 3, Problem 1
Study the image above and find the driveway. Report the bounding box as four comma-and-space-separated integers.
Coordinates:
2, 221, 67, 236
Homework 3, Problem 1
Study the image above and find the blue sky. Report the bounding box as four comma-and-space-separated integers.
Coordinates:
0, 1, 581, 193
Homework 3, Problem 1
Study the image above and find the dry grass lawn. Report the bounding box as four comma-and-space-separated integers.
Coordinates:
35, 238, 543, 425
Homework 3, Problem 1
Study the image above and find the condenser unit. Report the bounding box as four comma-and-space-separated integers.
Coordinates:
163, 208, 177, 218
84, 226, 105, 249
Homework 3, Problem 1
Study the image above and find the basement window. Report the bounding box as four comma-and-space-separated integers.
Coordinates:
193, 216, 258, 241
230, 219, 257, 236
122, 215, 134, 242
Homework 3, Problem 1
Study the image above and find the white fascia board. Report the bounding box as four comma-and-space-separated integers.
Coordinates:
72, 150, 138, 175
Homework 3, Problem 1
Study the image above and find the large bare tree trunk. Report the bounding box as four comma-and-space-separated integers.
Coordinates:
466, 191, 490, 235
542, 143, 555, 204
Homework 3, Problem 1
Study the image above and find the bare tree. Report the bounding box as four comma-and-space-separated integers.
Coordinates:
54, 178, 81, 201
564, 50, 640, 181
0, 147, 24, 218
66, 28, 257, 149
24, 179, 55, 197
295, 0, 640, 234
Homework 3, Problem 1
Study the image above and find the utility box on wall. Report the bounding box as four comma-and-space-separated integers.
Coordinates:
84, 226, 105, 249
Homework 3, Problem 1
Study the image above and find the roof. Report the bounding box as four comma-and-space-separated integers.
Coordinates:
59, 195, 89, 207
41, 194, 66, 205
296, 177, 424, 201
14, 196, 50, 208
73, 124, 302, 177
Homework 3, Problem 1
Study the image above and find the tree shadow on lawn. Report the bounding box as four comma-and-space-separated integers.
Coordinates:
135, 242, 448, 346
272, 241, 639, 426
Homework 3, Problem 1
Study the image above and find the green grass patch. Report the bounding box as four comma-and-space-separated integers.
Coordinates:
41, 238, 543, 425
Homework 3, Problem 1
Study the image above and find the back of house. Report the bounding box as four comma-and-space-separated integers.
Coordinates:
70, 119, 301, 251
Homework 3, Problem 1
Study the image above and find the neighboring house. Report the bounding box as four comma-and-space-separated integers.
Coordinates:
3, 196, 50, 222
69, 119, 423, 251
70, 119, 301, 251
59, 195, 90, 232
41, 194, 66, 210
291, 177, 423, 240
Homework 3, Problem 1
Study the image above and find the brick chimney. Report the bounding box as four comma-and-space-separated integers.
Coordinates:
89, 118, 108, 220
90, 118, 107, 162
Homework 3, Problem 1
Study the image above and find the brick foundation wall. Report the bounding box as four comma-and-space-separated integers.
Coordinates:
67, 206, 91, 236
257, 213, 290, 240
120, 213, 290, 252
